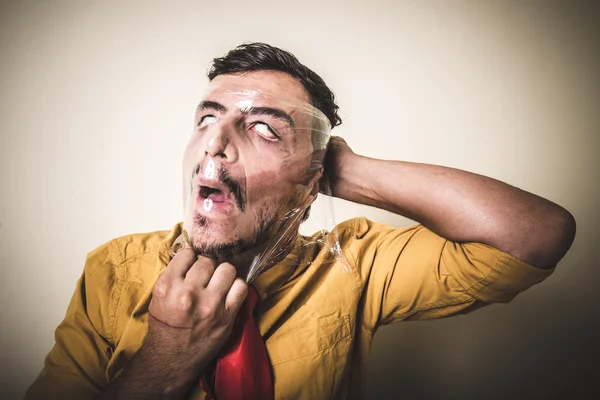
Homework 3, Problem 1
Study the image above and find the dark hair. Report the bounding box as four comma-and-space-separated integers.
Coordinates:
207, 42, 342, 129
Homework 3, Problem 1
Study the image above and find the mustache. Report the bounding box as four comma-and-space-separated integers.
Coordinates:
191, 162, 246, 213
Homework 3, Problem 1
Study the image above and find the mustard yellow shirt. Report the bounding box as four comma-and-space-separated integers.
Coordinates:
25, 218, 553, 400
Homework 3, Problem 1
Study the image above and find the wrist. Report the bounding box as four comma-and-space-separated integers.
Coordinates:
135, 329, 199, 396
327, 151, 355, 198
330, 153, 366, 200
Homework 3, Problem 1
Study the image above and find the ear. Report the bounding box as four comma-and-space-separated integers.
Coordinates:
308, 166, 323, 198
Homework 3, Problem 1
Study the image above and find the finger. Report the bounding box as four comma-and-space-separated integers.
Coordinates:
162, 248, 197, 283
225, 278, 248, 316
207, 262, 238, 296
184, 256, 217, 288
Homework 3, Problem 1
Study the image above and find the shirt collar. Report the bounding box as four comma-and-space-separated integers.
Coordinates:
251, 235, 306, 302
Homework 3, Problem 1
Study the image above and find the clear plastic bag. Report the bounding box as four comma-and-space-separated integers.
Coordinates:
170, 80, 348, 283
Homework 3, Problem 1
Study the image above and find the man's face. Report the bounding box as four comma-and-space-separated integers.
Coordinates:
182, 71, 328, 259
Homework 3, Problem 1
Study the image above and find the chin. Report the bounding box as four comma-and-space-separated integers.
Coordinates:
189, 228, 247, 258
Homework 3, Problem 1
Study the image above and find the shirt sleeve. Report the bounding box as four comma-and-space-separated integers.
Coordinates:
24, 240, 121, 400
341, 218, 555, 328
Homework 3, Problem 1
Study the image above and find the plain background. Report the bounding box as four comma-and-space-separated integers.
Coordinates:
1, 0, 599, 399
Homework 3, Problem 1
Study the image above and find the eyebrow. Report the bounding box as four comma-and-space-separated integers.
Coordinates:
197, 100, 296, 129
197, 100, 227, 114
245, 106, 296, 129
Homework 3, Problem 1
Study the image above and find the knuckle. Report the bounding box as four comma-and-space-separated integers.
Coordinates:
177, 291, 194, 312
153, 280, 167, 298
197, 300, 215, 317
197, 301, 224, 323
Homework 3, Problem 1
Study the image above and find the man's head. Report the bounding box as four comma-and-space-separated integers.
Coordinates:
182, 43, 341, 267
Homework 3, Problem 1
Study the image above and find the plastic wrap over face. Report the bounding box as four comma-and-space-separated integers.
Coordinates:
174, 80, 347, 283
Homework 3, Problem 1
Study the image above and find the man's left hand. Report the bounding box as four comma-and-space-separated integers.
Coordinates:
320, 136, 354, 197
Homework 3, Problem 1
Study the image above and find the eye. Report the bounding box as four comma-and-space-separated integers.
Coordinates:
252, 122, 279, 141
197, 115, 218, 129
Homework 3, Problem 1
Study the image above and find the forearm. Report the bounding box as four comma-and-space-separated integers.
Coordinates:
95, 336, 199, 400
333, 155, 575, 268
95, 354, 190, 400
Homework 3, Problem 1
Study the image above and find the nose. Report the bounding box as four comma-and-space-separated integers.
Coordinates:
204, 121, 238, 162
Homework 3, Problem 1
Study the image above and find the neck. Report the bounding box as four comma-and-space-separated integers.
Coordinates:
214, 231, 298, 283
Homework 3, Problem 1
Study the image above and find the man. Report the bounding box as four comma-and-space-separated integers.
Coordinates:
25, 43, 576, 400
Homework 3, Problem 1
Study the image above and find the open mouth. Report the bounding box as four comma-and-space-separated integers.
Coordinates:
199, 185, 230, 204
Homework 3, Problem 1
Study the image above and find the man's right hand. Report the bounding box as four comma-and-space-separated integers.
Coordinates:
97, 248, 248, 400
147, 248, 248, 387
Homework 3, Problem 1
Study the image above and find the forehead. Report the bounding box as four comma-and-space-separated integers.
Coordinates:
204, 71, 311, 106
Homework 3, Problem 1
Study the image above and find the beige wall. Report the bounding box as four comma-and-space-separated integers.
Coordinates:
1, 0, 598, 398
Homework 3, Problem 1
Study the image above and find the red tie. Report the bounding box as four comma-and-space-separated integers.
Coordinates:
200, 285, 274, 400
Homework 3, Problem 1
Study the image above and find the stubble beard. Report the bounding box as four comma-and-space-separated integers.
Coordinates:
190, 193, 305, 269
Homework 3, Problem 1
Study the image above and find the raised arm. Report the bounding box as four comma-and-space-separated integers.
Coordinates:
323, 137, 576, 269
